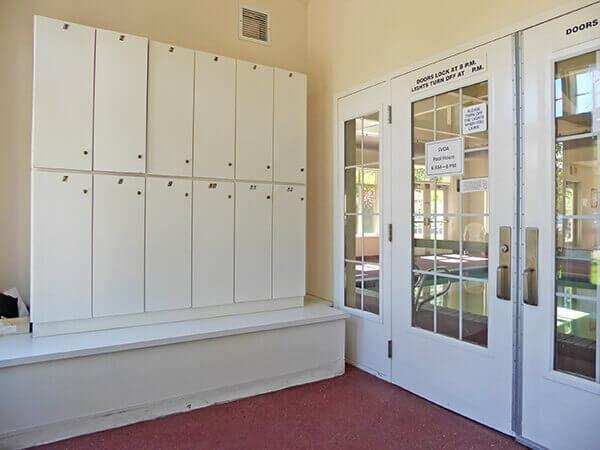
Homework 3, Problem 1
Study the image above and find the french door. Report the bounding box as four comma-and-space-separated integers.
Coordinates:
335, 83, 391, 379
390, 37, 516, 434
520, 5, 600, 449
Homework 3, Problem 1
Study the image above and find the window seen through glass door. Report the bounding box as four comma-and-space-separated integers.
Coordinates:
344, 113, 380, 315
554, 51, 599, 382
411, 82, 489, 347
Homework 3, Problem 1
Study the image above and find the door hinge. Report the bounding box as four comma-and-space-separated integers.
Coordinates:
387, 223, 393, 242
387, 340, 392, 358
387, 105, 392, 124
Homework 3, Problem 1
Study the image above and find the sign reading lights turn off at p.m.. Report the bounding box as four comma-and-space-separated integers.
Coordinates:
425, 137, 464, 177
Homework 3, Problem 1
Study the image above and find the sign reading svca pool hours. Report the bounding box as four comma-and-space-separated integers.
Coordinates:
463, 103, 487, 134
426, 137, 464, 177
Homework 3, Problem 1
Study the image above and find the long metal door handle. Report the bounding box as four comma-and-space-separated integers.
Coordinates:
523, 268, 537, 306
497, 265, 510, 300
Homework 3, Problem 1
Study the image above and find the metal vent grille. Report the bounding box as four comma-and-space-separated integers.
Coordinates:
240, 7, 271, 45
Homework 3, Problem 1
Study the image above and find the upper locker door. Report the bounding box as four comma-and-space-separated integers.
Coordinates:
194, 52, 236, 179
94, 29, 148, 173
390, 38, 515, 433
147, 41, 194, 176
32, 16, 94, 170
235, 182, 273, 302
32, 171, 92, 323
93, 174, 145, 317
274, 69, 307, 184
193, 180, 234, 307
273, 184, 306, 299
236, 61, 274, 181
146, 177, 192, 311
521, 5, 600, 449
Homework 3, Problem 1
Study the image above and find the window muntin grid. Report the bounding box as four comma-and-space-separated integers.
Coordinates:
554, 51, 599, 382
344, 113, 381, 315
411, 82, 489, 347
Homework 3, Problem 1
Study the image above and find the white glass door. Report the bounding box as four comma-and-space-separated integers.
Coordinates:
521, 5, 600, 449
390, 37, 515, 434
335, 83, 391, 379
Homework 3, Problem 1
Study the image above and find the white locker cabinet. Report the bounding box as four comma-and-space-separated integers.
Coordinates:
32, 16, 95, 170
274, 69, 307, 184
94, 29, 148, 173
147, 42, 194, 177
32, 171, 92, 323
235, 182, 273, 302
273, 185, 306, 299
235, 61, 274, 181
145, 177, 192, 312
193, 180, 234, 307
194, 52, 236, 179
93, 174, 145, 317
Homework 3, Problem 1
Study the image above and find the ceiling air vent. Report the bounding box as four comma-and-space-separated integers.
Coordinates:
239, 7, 271, 45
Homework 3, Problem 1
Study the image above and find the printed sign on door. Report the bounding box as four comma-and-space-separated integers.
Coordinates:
463, 103, 487, 134
426, 137, 464, 177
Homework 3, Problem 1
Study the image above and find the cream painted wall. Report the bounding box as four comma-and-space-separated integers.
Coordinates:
0, 0, 592, 306
0, 0, 307, 303
305, 0, 588, 301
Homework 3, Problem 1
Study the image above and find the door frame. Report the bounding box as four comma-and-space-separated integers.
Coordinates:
333, 81, 392, 379
331, 0, 599, 442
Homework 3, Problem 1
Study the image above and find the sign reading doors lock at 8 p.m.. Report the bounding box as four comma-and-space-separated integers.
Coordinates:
426, 137, 464, 177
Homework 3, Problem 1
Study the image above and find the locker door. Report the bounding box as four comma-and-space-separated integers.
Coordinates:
194, 52, 236, 179
94, 29, 147, 173
147, 42, 194, 176
236, 61, 273, 181
93, 174, 145, 317
235, 182, 273, 302
274, 69, 307, 184
193, 180, 234, 307
145, 177, 192, 311
32, 171, 92, 322
32, 16, 94, 170
273, 185, 306, 299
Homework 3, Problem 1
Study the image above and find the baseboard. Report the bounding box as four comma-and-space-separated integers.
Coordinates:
515, 435, 549, 450
1, 359, 344, 449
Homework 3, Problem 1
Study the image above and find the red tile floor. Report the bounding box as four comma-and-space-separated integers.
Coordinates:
34, 365, 523, 449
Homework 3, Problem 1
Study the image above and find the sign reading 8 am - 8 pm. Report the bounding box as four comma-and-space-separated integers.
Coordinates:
425, 137, 464, 177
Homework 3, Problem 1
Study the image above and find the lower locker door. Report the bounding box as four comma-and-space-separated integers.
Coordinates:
193, 180, 234, 307
93, 174, 145, 316
145, 177, 192, 311
273, 184, 306, 299
235, 182, 273, 302
32, 170, 92, 322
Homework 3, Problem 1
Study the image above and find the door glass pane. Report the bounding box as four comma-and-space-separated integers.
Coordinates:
345, 214, 362, 262
555, 296, 596, 380
345, 118, 362, 166
555, 52, 596, 137
554, 52, 600, 381
344, 113, 381, 315
413, 273, 435, 332
344, 262, 362, 309
462, 215, 489, 280
363, 264, 380, 314
363, 112, 380, 165
344, 167, 361, 213
462, 280, 488, 347
411, 81, 490, 346
436, 276, 460, 339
